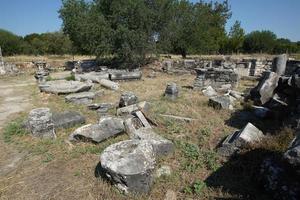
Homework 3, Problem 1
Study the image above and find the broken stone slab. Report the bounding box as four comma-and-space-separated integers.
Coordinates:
39, 80, 92, 94
99, 79, 119, 90
52, 111, 86, 129
284, 135, 300, 168
218, 123, 264, 157
208, 95, 232, 110
27, 108, 56, 139
272, 54, 287, 76
119, 92, 138, 108
117, 101, 150, 116
159, 114, 196, 123
100, 139, 156, 193
65, 92, 95, 105
164, 82, 179, 100
202, 86, 218, 97
69, 116, 125, 143
124, 114, 174, 157
250, 71, 280, 105
75, 72, 109, 82
109, 71, 142, 81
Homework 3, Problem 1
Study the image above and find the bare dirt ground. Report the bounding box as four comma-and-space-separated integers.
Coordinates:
0, 76, 34, 177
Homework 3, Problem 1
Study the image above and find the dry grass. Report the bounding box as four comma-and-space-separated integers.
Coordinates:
0, 67, 289, 200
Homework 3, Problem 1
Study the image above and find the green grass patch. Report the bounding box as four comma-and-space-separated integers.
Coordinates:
3, 118, 28, 143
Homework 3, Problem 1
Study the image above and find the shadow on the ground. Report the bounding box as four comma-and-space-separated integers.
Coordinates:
225, 109, 282, 134
205, 149, 280, 200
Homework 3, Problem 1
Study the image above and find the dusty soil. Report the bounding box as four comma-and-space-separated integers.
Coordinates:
0, 76, 34, 177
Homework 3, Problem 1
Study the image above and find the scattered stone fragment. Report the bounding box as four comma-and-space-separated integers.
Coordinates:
119, 92, 138, 108
65, 92, 95, 105
117, 101, 150, 116
155, 165, 172, 178
284, 135, 300, 168
69, 117, 124, 143
52, 111, 86, 129
272, 54, 287, 76
39, 80, 92, 94
208, 95, 232, 110
202, 86, 218, 97
100, 140, 156, 193
164, 82, 179, 100
99, 79, 119, 90
87, 103, 114, 111
27, 108, 56, 139
250, 71, 280, 105
218, 123, 263, 157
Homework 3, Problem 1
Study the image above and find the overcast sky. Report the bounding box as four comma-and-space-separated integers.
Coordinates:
0, 0, 299, 41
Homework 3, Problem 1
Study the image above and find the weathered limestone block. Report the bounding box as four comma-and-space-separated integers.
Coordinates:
250, 72, 280, 105
39, 80, 92, 94
100, 140, 156, 193
65, 92, 95, 105
272, 54, 287, 76
218, 123, 264, 156
109, 71, 142, 81
52, 111, 86, 129
75, 72, 109, 82
117, 101, 150, 116
164, 82, 179, 100
99, 79, 119, 90
27, 108, 56, 139
119, 92, 138, 108
69, 117, 124, 143
208, 96, 232, 110
202, 86, 218, 97
162, 60, 172, 71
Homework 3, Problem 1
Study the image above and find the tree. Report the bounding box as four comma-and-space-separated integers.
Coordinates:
227, 20, 245, 53
0, 29, 24, 55
243, 30, 277, 53
158, 0, 231, 57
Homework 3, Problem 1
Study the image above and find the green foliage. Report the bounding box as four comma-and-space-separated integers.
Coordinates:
3, 118, 28, 143
65, 74, 75, 81
243, 30, 277, 53
184, 180, 207, 196
222, 20, 245, 53
0, 29, 24, 56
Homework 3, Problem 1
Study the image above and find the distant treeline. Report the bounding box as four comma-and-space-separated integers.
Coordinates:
1, 0, 300, 66
0, 29, 73, 56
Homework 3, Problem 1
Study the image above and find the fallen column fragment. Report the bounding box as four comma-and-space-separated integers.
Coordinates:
109, 70, 142, 81
69, 116, 125, 143
99, 79, 119, 90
